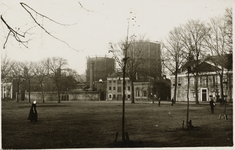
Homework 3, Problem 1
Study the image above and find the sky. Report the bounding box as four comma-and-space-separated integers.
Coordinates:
0, 0, 234, 74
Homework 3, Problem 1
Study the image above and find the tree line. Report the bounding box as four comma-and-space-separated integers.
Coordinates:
1, 56, 85, 103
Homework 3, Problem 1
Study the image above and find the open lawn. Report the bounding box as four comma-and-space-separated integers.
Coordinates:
1, 100, 233, 148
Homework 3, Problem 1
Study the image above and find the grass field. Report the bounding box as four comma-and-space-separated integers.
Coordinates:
1, 100, 233, 148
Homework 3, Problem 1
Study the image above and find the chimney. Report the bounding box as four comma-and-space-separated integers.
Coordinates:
90, 61, 94, 91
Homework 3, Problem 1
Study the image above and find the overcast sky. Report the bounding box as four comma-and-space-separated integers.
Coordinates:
0, 0, 233, 74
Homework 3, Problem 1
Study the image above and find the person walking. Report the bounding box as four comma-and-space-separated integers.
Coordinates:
27, 101, 38, 122
210, 98, 215, 114
158, 98, 161, 107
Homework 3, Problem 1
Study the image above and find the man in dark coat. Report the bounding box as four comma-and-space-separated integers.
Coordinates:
210, 98, 215, 114
28, 101, 38, 122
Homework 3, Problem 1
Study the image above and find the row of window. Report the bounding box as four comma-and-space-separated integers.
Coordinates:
174, 76, 231, 86
108, 80, 130, 84
108, 91, 147, 99
109, 86, 131, 92
109, 94, 131, 99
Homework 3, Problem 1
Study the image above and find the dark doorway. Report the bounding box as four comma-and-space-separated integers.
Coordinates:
100, 91, 105, 100
202, 89, 207, 101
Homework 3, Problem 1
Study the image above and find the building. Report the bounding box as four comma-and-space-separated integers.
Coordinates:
106, 72, 131, 100
127, 41, 162, 78
106, 72, 171, 101
170, 54, 233, 102
86, 56, 115, 83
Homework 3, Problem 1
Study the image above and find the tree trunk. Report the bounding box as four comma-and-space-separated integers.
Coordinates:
173, 69, 178, 104
227, 71, 232, 102
28, 80, 31, 102
40, 83, 45, 103
195, 75, 199, 104
131, 79, 135, 103
195, 53, 199, 105
186, 69, 190, 128
220, 69, 224, 101
56, 83, 60, 103
16, 82, 19, 102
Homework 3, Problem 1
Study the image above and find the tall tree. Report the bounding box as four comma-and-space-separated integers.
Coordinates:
224, 8, 233, 52
109, 35, 148, 103
162, 27, 186, 103
32, 61, 48, 103
204, 15, 232, 102
179, 19, 209, 104
20, 61, 34, 102
126, 36, 150, 103
44, 57, 68, 103
1, 54, 14, 82
11, 61, 24, 102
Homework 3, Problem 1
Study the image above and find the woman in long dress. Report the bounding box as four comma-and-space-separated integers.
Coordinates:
27, 101, 38, 122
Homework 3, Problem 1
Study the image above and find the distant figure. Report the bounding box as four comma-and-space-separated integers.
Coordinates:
153, 94, 157, 104
209, 98, 215, 114
28, 101, 38, 122
171, 98, 174, 106
158, 98, 161, 107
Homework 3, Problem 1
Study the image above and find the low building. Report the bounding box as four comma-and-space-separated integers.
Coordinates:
106, 72, 171, 101
170, 54, 233, 102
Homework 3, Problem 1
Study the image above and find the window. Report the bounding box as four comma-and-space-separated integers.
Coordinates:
113, 80, 116, 83
190, 78, 194, 85
208, 76, 213, 85
118, 80, 121, 84
113, 94, 116, 99
109, 95, 112, 98
113, 87, 116, 90
128, 86, 130, 91
202, 78, 206, 86
184, 78, 188, 84
136, 89, 140, 97
109, 80, 111, 83
109, 87, 111, 90
178, 77, 181, 83
118, 87, 121, 92
128, 95, 130, 98
143, 91, 147, 97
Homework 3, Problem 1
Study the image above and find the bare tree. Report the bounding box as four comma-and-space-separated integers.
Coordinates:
32, 61, 48, 103
20, 61, 34, 102
204, 16, 232, 102
179, 19, 209, 104
44, 57, 68, 103
109, 35, 148, 104
11, 61, 24, 102
1, 1, 91, 50
1, 54, 15, 82
126, 36, 150, 103
162, 27, 187, 103
224, 8, 233, 52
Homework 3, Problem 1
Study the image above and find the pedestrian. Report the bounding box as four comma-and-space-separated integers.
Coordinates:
158, 98, 161, 107
171, 98, 174, 106
153, 94, 157, 104
27, 101, 38, 122
209, 98, 215, 114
